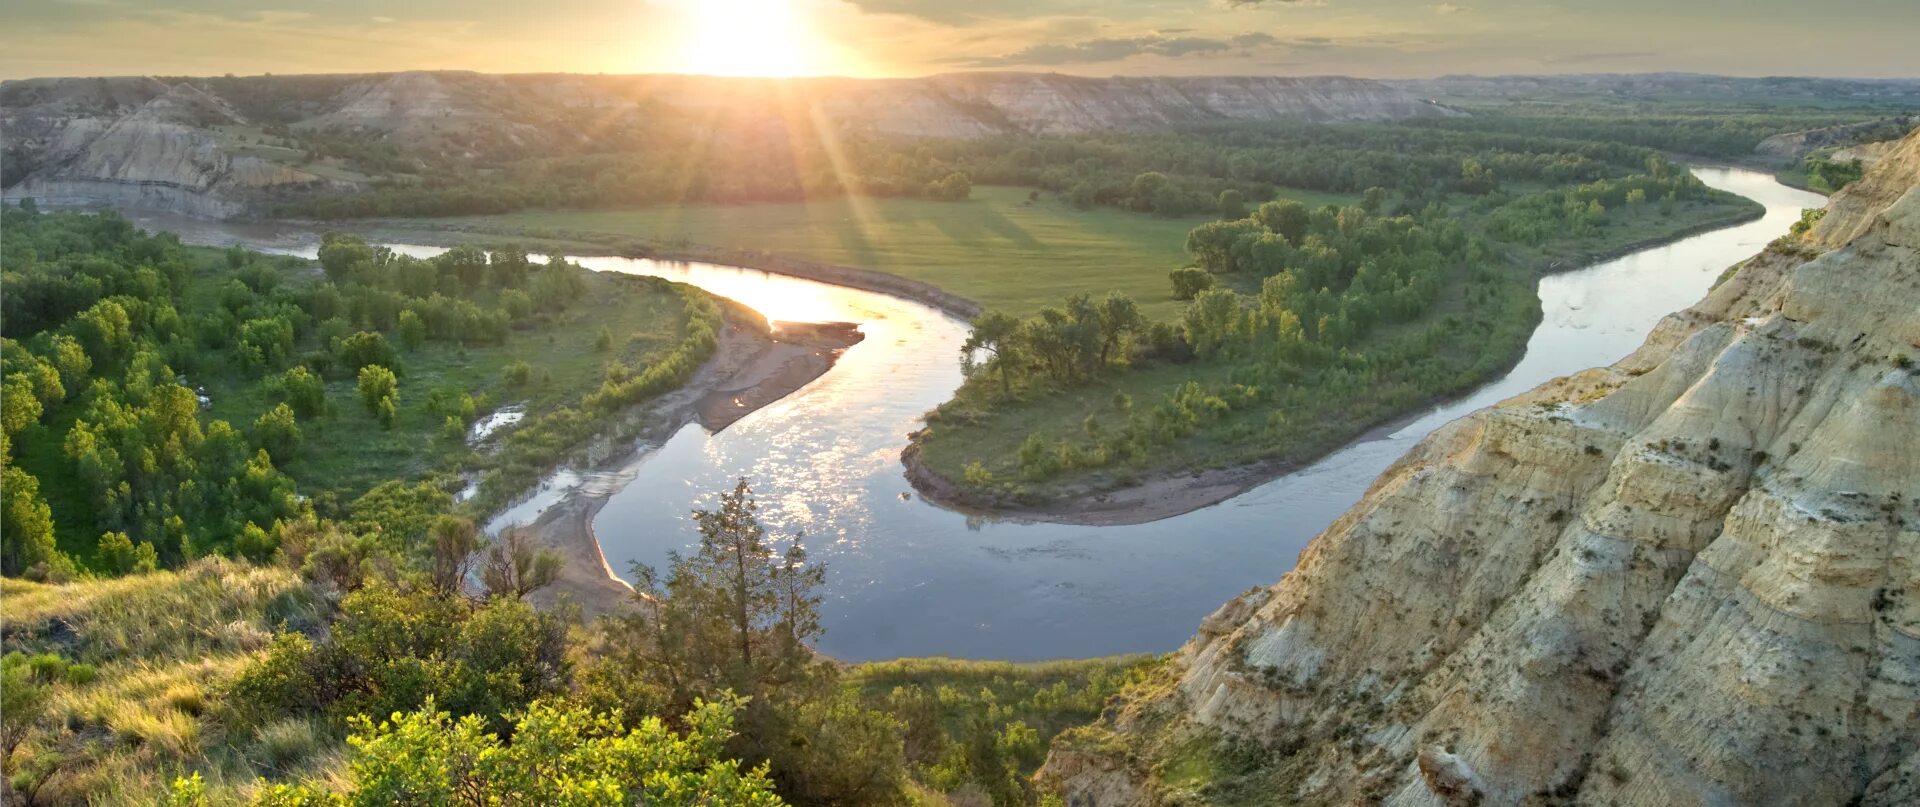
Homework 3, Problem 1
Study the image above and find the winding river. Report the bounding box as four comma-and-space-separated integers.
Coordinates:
138, 166, 1824, 662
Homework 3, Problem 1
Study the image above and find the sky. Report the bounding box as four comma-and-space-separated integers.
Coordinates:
3, 0, 1917, 81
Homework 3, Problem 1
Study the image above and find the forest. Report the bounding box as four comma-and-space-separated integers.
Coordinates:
0, 206, 721, 576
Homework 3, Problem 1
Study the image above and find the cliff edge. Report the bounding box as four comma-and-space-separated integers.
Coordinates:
1044, 130, 1920, 806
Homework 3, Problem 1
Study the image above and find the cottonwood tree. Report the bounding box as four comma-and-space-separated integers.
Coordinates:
961, 312, 1023, 400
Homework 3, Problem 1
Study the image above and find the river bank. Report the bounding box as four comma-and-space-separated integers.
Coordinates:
899, 198, 1771, 527
522, 315, 864, 615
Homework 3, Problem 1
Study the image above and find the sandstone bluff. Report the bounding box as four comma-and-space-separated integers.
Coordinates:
1042, 129, 1920, 805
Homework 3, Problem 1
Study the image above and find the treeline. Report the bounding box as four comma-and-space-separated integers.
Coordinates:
1415, 108, 1899, 159
285, 127, 980, 218
904, 123, 1686, 217
284, 118, 1700, 221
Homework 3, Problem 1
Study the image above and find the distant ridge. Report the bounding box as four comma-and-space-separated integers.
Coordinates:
1, 70, 1453, 217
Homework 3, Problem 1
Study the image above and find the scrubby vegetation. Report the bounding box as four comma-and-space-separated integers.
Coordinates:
916, 156, 1760, 504
2, 477, 1153, 806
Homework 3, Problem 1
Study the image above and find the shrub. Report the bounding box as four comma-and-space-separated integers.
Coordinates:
504, 360, 533, 387
1169, 267, 1214, 301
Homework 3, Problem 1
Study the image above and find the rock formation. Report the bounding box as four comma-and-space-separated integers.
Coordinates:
1044, 129, 1920, 806
2, 78, 343, 218
2, 70, 1450, 218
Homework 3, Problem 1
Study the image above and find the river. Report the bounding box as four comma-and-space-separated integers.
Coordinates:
131, 166, 1824, 662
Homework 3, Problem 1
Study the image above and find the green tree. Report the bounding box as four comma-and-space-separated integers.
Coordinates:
961, 312, 1023, 400
357, 365, 398, 419
926, 172, 973, 201
1169, 267, 1214, 301
281, 366, 327, 419
435, 245, 491, 289
97, 531, 157, 576
1253, 200, 1311, 246
1217, 188, 1247, 219
1360, 186, 1389, 214
1182, 288, 1241, 359
252, 403, 303, 461
336, 331, 398, 375
396, 310, 426, 350
0, 467, 58, 575
317, 232, 377, 285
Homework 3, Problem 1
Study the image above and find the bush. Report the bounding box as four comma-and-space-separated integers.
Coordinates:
504, 360, 533, 387
1169, 267, 1214, 301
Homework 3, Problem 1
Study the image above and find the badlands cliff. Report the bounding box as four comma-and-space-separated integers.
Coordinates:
1044, 130, 1920, 806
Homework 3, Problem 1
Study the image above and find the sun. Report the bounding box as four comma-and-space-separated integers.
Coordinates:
672, 0, 824, 78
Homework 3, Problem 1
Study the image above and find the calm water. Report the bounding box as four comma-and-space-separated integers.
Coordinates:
135, 167, 1824, 661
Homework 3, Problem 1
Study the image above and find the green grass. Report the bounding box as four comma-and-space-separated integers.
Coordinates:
391, 187, 1362, 318
1, 560, 339, 806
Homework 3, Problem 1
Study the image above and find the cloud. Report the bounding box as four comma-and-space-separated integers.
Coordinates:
1543, 50, 1658, 65
954, 30, 1284, 67
1431, 3, 1466, 13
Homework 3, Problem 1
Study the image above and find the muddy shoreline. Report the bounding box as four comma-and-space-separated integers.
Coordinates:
522, 315, 864, 616
899, 201, 1770, 527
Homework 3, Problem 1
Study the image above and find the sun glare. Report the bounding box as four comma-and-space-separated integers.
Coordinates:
672, 0, 823, 78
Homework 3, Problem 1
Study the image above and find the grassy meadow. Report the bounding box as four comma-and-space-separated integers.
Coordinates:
391, 186, 1356, 318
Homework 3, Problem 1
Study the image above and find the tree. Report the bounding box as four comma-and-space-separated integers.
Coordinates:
317, 232, 377, 285
357, 365, 398, 419
1185, 219, 1263, 273
252, 403, 302, 461
1169, 267, 1214, 301
1361, 186, 1389, 214
397, 310, 426, 350
961, 312, 1023, 400
97, 531, 157, 576
482, 528, 561, 600
281, 366, 327, 419
925, 172, 972, 201
1217, 188, 1247, 219
1093, 292, 1146, 367
1254, 200, 1311, 246
1129, 172, 1169, 210
428, 516, 481, 596
1182, 288, 1241, 359
336, 331, 398, 374
435, 245, 491, 289
0, 467, 57, 576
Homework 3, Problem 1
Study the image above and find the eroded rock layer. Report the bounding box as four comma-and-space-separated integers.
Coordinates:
1047, 130, 1920, 807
